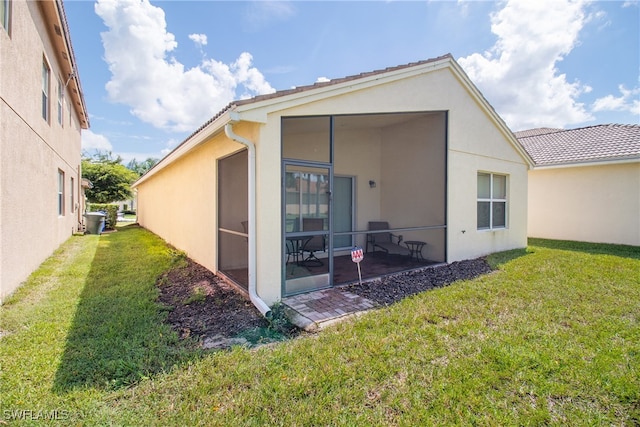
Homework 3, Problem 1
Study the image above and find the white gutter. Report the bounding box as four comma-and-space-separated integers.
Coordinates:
531, 156, 640, 170
224, 114, 271, 317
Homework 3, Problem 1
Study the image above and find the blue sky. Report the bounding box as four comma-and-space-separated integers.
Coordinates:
63, 0, 640, 163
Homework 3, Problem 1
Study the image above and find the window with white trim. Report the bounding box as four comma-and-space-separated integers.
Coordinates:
477, 172, 507, 230
42, 60, 50, 122
70, 177, 75, 213
58, 170, 65, 216
1, 0, 10, 33
57, 78, 64, 126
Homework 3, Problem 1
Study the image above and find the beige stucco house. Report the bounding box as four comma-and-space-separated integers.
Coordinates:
516, 125, 640, 246
133, 54, 532, 315
1, 0, 89, 303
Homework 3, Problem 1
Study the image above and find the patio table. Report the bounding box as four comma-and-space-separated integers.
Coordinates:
405, 240, 426, 261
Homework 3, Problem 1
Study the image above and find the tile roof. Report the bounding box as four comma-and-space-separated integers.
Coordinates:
513, 128, 563, 138
233, 54, 454, 107
183, 54, 454, 143
515, 124, 640, 166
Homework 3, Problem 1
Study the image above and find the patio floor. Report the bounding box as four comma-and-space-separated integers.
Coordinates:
282, 287, 378, 331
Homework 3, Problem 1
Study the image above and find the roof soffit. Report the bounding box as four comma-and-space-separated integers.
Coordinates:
39, 0, 90, 129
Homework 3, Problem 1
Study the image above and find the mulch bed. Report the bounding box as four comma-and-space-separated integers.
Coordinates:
342, 258, 493, 305
157, 257, 493, 345
157, 261, 269, 340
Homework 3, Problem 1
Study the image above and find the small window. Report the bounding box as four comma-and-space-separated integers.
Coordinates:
1, 0, 10, 33
58, 170, 65, 216
42, 60, 50, 122
70, 177, 75, 213
57, 78, 64, 126
477, 172, 507, 230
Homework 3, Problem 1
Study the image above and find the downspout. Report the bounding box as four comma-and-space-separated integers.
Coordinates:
224, 118, 271, 317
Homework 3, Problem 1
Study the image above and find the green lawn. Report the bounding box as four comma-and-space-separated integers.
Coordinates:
1, 229, 638, 426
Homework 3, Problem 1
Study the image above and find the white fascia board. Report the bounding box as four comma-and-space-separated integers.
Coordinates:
532, 157, 640, 170
133, 110, 233, 187
447, 60, 535, 170
235, 58, 453, 118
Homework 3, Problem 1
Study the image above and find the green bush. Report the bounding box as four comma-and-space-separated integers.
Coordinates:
87, 203, 118, 230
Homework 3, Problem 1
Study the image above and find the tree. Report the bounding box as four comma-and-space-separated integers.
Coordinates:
82, 151, 139, 203
126, 157, 159, 176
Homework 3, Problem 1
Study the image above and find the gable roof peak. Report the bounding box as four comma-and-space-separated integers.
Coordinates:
233, 53, 455, 108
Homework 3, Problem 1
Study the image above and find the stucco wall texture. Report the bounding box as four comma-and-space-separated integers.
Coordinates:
1, 1, 84, 302
528, 162, 640, 246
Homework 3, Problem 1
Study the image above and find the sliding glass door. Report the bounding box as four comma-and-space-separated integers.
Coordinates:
333, 176, 354, 249
283, 162, 331, 295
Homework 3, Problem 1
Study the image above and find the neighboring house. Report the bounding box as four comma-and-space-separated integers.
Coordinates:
0, 0, 89, 302
133, 54, 532, 315
115, 198, 136, 213
516, 124, 640, 246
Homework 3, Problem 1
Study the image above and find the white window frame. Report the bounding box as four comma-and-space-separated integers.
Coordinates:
58, 170, 65, 216
57, 77, 64, 126
477, 172, 507, 231
70, 176, 75, 213
42, 59, 50, 122
1, 0, 10, 34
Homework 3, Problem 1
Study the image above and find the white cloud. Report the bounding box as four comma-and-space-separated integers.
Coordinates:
95, 0, 275, 133
592, 85, 640, 116
188, 33, 207, 46
315, 77, 330, 83
458, 0, 594, 131
82, 129, 113, 152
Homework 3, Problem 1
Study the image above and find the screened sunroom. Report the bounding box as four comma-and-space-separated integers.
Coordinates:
279, 111, 447, 296
217, 111, 447, 296
135, 55, 531, 314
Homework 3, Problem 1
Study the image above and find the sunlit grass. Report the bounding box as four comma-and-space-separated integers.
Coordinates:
1, 235, 638, 425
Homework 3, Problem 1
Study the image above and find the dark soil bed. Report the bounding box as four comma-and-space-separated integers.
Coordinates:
157, 260, 270, 340
157, 257, 493, 347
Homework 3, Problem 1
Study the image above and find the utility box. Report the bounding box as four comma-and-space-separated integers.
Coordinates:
84, 212, 106, 235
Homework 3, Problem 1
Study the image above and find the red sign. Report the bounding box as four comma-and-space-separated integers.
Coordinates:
351, 246, 364, 263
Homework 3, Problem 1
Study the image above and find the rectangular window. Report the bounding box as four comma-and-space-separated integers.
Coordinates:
70, 177, 75, 213
42, 60, 50, 122
58, 170, 65, 216
57, 78, 64, 126
1, 0, 10, 33
477, 172, 507, 230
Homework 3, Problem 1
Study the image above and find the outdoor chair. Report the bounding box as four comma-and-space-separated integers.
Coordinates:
301, 217, 326, 266
366, 221, 411, 256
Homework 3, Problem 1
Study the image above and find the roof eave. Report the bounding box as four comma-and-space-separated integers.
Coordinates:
447, 59, 535, 169
40, 0, 90, 129
532, 156, 640, 170
132, 109, 235, 188
234, 55, 456, 120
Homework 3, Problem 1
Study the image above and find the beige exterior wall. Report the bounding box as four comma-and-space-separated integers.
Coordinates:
261, 68, 528, 265
1, 1, 86, 302
528, 162, 640, 246
136, 131, 250, 274
253, 67, 527, 302
135, 62, 529, 305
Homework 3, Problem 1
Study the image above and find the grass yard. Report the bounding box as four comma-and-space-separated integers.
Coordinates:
1, 227, 638, 426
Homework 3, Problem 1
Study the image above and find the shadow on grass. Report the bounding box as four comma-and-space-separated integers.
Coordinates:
53, 225, 202, 393
529, 238, 640, 260
485, 248, 531, 270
